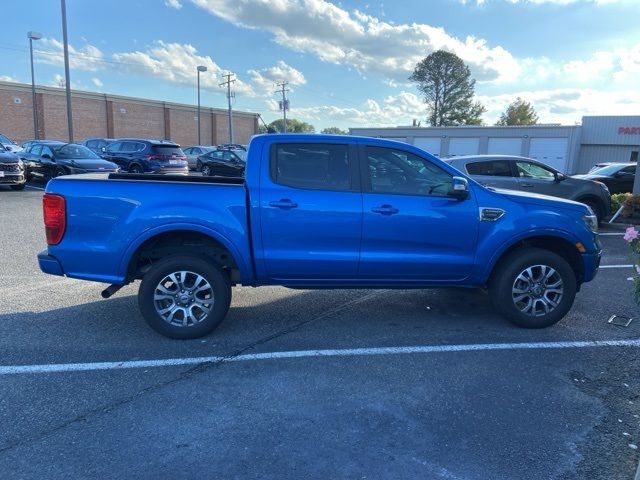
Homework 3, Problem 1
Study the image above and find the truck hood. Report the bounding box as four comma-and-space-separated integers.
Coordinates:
491, 187, 588, 214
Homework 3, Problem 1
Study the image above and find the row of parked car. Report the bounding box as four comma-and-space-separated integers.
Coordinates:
0, 134, 248, 190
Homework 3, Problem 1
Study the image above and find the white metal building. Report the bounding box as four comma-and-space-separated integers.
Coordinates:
350, 115, 640, 174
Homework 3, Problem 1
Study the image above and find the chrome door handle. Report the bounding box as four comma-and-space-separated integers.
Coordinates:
371, 205, 399, 215
520, 183, 534, 188
269, 199, 298, 209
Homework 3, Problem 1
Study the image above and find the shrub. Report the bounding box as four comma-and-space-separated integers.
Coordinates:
611, 193, 632, 214
621, 194, 640, 218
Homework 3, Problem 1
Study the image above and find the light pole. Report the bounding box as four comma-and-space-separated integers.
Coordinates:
27, 31, 42, 139
196, 65, 207, 145
60, 0, 73, 142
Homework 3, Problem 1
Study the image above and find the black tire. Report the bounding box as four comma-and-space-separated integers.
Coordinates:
489, 247, 577, 328
138, 255, 231, 339
580, 199, 605, 224
10, 184, 26, 191
201, 165, 211, 177
129, 164, 143, 174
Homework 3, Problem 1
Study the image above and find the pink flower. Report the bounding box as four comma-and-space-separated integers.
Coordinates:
624, 227, 638, 242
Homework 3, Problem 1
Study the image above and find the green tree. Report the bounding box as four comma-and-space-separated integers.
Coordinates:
268, 118, 316, 133
409, 50, 486, 126
321, 126, 348, 135
496, 98, 539, 126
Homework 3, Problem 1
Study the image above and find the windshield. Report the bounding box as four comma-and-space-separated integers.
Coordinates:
54, 144, 100, 159
233, 150, 247, 162
588, 164, 629, 176
0, 133, 13, 144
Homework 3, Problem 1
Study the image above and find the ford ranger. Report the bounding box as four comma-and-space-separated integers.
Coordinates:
38, 134, 601, 339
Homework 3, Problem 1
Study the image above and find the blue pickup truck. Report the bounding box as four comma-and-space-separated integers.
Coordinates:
38, 134, 601, 339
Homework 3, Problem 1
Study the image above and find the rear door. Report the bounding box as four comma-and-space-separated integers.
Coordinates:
259, 142, 362, 280
103, 141, 123, 167
40, 145, 56, 179
463, 159, 520, 190
359, 145, 479, 281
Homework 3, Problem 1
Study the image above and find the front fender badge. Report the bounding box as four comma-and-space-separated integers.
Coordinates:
479, 207, 505, 222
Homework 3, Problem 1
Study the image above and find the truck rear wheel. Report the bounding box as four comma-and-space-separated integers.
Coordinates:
489, 247, 577, 328
138, 255, 231, 339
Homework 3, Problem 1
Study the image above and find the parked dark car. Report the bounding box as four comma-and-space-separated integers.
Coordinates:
101, 139, 188, 174
0, 143, 26, 190
446, 155, 611, 222
183, 146, 215, 170
83, 138, 116, 154
198, 147, 247, 177
21, 142, 119, 181
573, 163, 635, 195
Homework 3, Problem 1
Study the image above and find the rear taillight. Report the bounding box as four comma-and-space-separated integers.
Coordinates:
146, 154, 163, 160
43, 194, 66, 245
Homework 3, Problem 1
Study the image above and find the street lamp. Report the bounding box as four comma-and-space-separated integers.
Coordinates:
27, 31, 42, 140
196, 65, 207, 145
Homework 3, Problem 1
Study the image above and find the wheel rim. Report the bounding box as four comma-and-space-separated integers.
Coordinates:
512, 265, 564, 317
131, 166, 141, 173
202, 166, 210, 176
153, 270, 215, 327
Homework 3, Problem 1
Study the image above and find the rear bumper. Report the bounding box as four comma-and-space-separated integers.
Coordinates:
581, 251, 601, 283
38, 250, 65, 277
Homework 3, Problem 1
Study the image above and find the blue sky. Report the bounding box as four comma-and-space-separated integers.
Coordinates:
1, 0, 639, 130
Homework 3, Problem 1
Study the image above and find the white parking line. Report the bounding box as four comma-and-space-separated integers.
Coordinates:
599, 232, 624, 236
24, 184, 44, 191
600, 265, 634, 269
1, 338, 639, 376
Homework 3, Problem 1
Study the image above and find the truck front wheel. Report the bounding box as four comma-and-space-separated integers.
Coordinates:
489, 247, 577, 328
138, 255, 231, 339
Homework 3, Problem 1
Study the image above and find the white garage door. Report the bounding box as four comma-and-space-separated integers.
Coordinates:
448, 138, 479, 157
528, 138, 569, 172
384, 137, 408, 143
488, 138, 522, 156
413, 137, 441, 156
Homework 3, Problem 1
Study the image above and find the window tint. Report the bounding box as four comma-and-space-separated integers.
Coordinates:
272, 143, 351, 191
622, 166, 636, 174
466, 160, 512, 177
151, 146, 184, 156
516, 162, 555, 180
30, 144, 42, 156
631, 152, 638, 163
106, 142, 121, 153
41, 146, 53, 157
119, 142, 137, 152
366, 146, 452, 196
86, 140, 96, 149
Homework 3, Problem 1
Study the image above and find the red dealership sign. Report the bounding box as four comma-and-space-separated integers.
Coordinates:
619, 127, 640, 135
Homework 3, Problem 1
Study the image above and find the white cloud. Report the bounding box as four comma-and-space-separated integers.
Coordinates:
248, 61, 306, 95
165, 0, 183, 8
0, 75, 18, 82
190, 0, 521, 83
35, 38, 104, 71
112, 41, 254, 96
91, 77, 104, 87
463, 0, 624, 4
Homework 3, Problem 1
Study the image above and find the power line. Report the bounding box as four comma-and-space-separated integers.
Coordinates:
219, 72, 236, 144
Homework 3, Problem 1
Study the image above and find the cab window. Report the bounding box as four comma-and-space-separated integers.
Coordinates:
516, 162, 555, 180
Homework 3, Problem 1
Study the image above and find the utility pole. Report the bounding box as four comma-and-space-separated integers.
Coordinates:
27, 31, 42, 140
60, 0, 73, 142
275, 81, 289, 133
219, 72, 235, 144
196, 65, 207, 145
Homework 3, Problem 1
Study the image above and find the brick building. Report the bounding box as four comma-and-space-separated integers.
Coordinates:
0, 81, 259, 146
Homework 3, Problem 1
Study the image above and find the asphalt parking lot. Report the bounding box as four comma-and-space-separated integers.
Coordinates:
1, 182, 640, 479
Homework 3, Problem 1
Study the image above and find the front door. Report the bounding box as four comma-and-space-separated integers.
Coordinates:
359, 145, 479, 281
515, 160, 564, 196
259, 142, 362, 281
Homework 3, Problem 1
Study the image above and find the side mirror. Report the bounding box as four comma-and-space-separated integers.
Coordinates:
555, 172, 567, 182
448, 176, 470, 199
101, 147, 106, 153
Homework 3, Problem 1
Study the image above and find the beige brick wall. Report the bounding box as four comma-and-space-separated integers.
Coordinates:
0, 81, 257, 145
0, 89, 37, 142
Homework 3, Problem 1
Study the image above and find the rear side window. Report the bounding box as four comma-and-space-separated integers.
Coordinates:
271, 143, 351, 191
466, 160, 512, 177
30, 144, 42, 156
106, 142, 121, 153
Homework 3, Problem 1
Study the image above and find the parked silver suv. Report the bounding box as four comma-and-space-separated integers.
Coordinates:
446, 155, 611, 222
